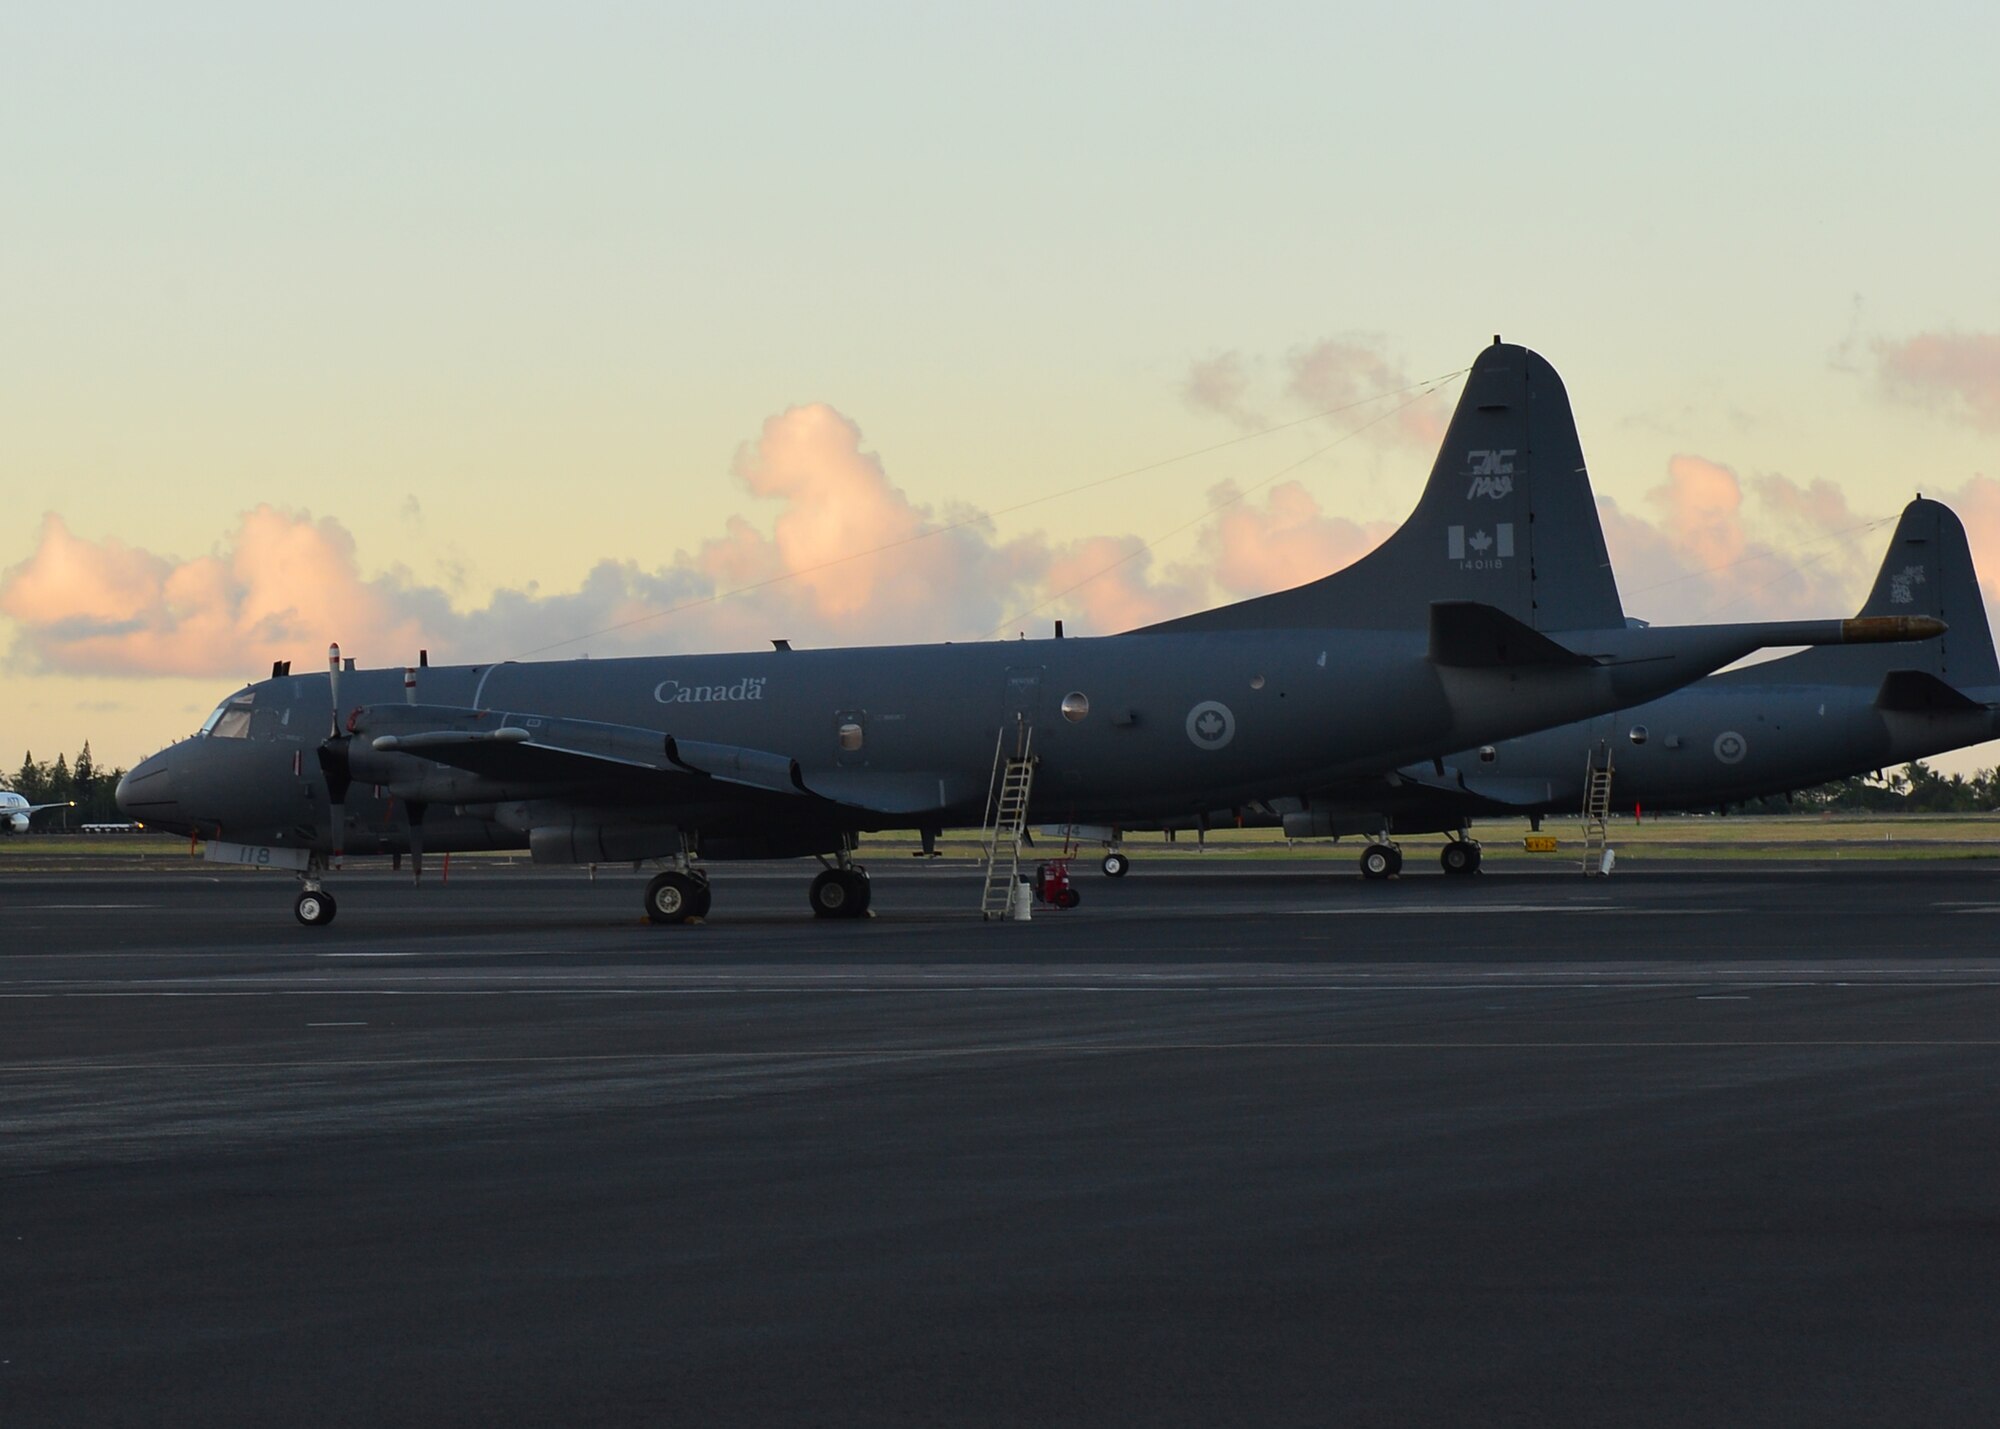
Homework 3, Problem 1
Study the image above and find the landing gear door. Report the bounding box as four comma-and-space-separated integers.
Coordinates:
1002, 666, 1044, 751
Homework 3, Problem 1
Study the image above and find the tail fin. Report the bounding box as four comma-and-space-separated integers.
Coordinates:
1773, 498, 2000, 689
1137, 339, 1625, 634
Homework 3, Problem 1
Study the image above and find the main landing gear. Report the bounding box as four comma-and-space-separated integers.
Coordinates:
808, 840, 872, 919
1358, 842, 1403, 880
1439, 838, 1483, 876
643, 866, 713, 924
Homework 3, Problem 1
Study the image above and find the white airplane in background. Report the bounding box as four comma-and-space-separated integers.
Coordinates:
1, 790, 73, 833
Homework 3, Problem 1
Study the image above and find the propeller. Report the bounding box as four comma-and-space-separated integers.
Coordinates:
317, 642, 352, 868
405, 799, 428, 882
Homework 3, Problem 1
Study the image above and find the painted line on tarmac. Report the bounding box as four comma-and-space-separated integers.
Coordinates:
16, 900, 170, 909
1285, 904, 1737, 917
8, 1035, 2000, 1077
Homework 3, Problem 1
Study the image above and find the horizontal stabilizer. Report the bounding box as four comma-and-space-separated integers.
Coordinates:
1428, 601, 1597, 669
1874, 669, 1989, 713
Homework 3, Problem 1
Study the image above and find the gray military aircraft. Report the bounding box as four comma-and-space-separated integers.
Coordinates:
115, 339, 1941, 926
1065, 496, 1998, 878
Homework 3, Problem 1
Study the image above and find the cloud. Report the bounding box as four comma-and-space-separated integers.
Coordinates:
1284, 338, 1448, 450
11, 405, 1998, 687
1875, 331, 2000, 430
0, 508, 427, 678
1179, 334, 1450, 449
1198, 480, 1395, 597
1926, 473, 2000, 614
0, 404, 1222, 674
1598, 455, 1888, 623
1181, 352, 1266, 429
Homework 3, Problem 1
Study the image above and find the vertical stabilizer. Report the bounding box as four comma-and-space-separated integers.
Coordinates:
1860, 499, 1998, 691
1763, 498, 2000, 689
1136, 340, 1625, 634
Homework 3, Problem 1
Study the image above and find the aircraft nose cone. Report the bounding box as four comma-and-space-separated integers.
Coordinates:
116, 751, 181, 826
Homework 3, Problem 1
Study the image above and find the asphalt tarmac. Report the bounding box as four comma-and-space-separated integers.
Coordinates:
6, 858, 2000, 1426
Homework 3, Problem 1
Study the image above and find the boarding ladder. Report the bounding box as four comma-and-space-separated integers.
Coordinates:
979, 725, 1036, 918
1581, 741, 1616, 875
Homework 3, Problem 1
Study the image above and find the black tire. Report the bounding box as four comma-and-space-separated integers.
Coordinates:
811, 869, 870, 919
1385, 847, 1404, 876
691, 876, 714, 920
294, 890, 337, 926
1440, 843, 1475, 876
1359, 847, 1394, 880
1101, 852, 1129, 878
1058, 887, 1081, 909
644, 871, 702, 925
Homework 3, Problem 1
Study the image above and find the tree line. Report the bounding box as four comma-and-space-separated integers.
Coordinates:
1725, 761, 2000, 816
7, 745, 129, 824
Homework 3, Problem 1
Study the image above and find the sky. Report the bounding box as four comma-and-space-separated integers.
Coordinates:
5, 1, 2000, 779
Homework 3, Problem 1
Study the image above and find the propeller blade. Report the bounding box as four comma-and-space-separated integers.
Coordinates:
316, 739, 352, 869
405, 799, 427, 883
327, 642, 343, 738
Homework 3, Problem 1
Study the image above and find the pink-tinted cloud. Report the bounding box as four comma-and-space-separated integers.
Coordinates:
11, 408, 1998, 685
1599, 455, 1888, 624
1, 508, 427, 677
1876, 331, 2000, 430
1926, 473, 2000, 614
1199, 480, 1394, 597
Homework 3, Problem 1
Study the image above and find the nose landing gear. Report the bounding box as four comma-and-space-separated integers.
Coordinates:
294, 854, 338, 926
294, 887, 337, 926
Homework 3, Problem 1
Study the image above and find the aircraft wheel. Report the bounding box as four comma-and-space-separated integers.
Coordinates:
810, 869, 871, 919
1386, 847, 1404, 876
644, 871, 703, 925
1440, 842, 1480, 876
1359, 846, 1395, 880
690, 875, 714, 920
294, 890, 337, 927
1101, 852, 1129, 878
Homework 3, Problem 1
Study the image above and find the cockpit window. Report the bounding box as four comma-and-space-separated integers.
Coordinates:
200, 689, 256, 740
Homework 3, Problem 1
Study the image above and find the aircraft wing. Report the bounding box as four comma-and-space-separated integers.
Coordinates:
1394, 762, 1556, 810
351, 705, 961, 815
